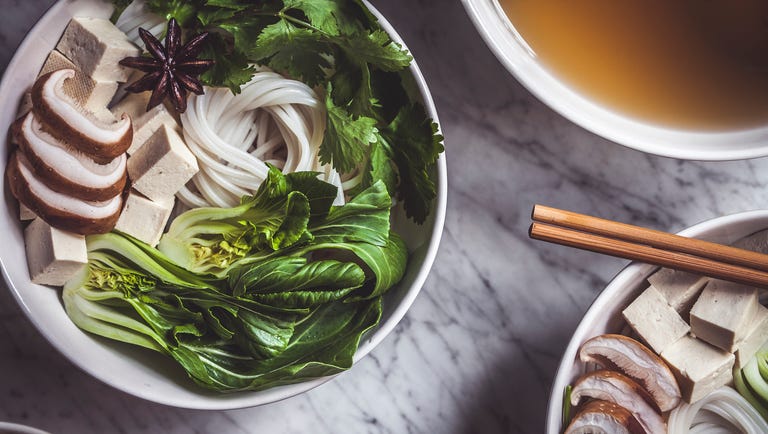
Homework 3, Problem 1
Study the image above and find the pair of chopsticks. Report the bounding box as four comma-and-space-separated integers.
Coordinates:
529, 205, 768, 288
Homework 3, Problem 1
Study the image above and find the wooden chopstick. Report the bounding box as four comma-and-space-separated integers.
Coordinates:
529, 205, 768, 288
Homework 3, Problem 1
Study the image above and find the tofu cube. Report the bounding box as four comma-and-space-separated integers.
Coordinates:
690, 280, 760, 352
19, 203, 36, 221
56, 17, 139, 82
647, 268, 708, 314
127, 124, 198, 202
112, 93, 180, 155
661, 335, 735, 403
38, 50, 118, 111
114, 191, 174, 247
735, 306, 768, 368
622, 285, 691, 354
24, 218, 87, 286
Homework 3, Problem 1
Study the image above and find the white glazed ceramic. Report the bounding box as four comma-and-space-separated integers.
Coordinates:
545, 210, 768, 433
0, 422, 50, 434
461, 0, 768, 161
0, 0, 446, 409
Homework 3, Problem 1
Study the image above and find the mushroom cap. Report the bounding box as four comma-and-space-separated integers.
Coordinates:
7, 151, 123, 235
571, 370, 666, 434
14, 112, 127, 202
565, 400, 646, 434
31, 69, 132, 164
580, 334, 681, 412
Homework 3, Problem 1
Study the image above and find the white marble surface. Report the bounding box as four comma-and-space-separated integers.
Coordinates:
4, 1, 768, 433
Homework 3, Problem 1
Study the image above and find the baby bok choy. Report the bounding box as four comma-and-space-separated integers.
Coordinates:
63, 168, 407, 392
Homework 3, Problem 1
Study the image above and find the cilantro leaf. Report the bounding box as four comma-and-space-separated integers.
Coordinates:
380, 104, 444, 224
320, 85, 379, 174
199, 33, 255, 94
145, 0, 203, 27
248, 21, 332, 86
338, 29, 412, 72
283, 0, 343, 36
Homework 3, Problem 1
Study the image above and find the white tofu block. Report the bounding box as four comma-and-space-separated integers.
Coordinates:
38, 50, 118, 111
661, 335, 735, 403
24, 218, 87, 286
112, 93, 180, 155
56, 17, 139, 82
127, 125, 199, 202
690, 280, 760, 352
647, 268, 708, 314
622, 285, 691, 354
114, 191, 174, 246
19, 203, 36, 221
735, 306, 768, 369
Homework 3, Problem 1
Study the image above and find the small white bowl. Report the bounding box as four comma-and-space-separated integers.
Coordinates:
0, 0, 446, 409
461, 0, 768, 160
545, 210, 768, 433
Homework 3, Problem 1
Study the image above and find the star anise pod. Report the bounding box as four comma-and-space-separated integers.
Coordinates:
119, 18, 214, 113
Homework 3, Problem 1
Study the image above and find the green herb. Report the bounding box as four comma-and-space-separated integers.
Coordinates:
64, 168, 406, 391
115, 0, 443, 224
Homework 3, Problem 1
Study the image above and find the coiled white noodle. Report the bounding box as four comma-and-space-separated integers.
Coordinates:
116, 1, 345, 209
115, 0, 165, 47
179, 71, 344, 208
667, 387, 768, 434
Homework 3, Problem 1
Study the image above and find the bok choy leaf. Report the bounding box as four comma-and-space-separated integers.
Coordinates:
63, 169, 407, 391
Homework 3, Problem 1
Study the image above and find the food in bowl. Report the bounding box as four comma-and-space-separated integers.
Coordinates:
555, 227, 768, 433
497, 0, 768, 130
4, 0, 443, 395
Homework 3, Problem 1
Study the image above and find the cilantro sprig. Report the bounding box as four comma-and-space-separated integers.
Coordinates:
121, 0, 443, 223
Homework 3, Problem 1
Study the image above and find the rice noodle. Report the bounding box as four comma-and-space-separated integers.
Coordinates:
179, 71, 344, 208
115, 0, 165, 47
667, 387, 768, 434
116, 1, 345, 209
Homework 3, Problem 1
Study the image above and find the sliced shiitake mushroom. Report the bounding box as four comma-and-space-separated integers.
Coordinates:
31, 69, 131, 164
565, 399, 645, 434
13, 112, 127, 202
580, 334, 681, 412
7, 151, 123, 234
571, 370, 666, 434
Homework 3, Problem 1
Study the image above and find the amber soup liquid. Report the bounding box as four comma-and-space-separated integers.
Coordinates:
498, 0, 768, 130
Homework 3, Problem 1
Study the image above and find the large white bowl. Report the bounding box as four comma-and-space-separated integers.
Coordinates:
0, 0, 446, 409
545, 210, 768, 433
461, 0, 768, 161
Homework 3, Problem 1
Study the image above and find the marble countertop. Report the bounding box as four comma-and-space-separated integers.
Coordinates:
4, 1, 768, 433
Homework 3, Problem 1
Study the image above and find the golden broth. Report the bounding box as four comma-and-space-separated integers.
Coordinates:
499, 0, 768, 130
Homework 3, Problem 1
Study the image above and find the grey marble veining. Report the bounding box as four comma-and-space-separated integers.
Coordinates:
4, 1, 768, 433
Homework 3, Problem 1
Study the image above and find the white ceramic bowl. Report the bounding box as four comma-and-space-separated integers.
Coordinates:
545, 210, 768, 433
461, 0, 768, 160
0, 0, 446, 409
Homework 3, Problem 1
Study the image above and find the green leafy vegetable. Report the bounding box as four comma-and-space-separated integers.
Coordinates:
734, 342, 768, 420
64, 169, 407, 391
115, 0, 443, 223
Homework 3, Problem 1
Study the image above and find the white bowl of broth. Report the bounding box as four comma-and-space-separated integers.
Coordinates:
462, 0, 768, 160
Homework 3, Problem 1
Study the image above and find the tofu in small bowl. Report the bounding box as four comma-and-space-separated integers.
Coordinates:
546, 211, 768, 434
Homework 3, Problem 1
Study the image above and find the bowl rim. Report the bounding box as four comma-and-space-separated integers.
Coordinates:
460, 0, 768, 161
544, 209, 768, 433
0, 0, 447, 409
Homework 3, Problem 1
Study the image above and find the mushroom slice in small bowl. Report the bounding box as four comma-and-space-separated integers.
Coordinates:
565, 399, 645, 434
31, 69, 132, 163
571, 370, 666, 434
579, 334, 681, 412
